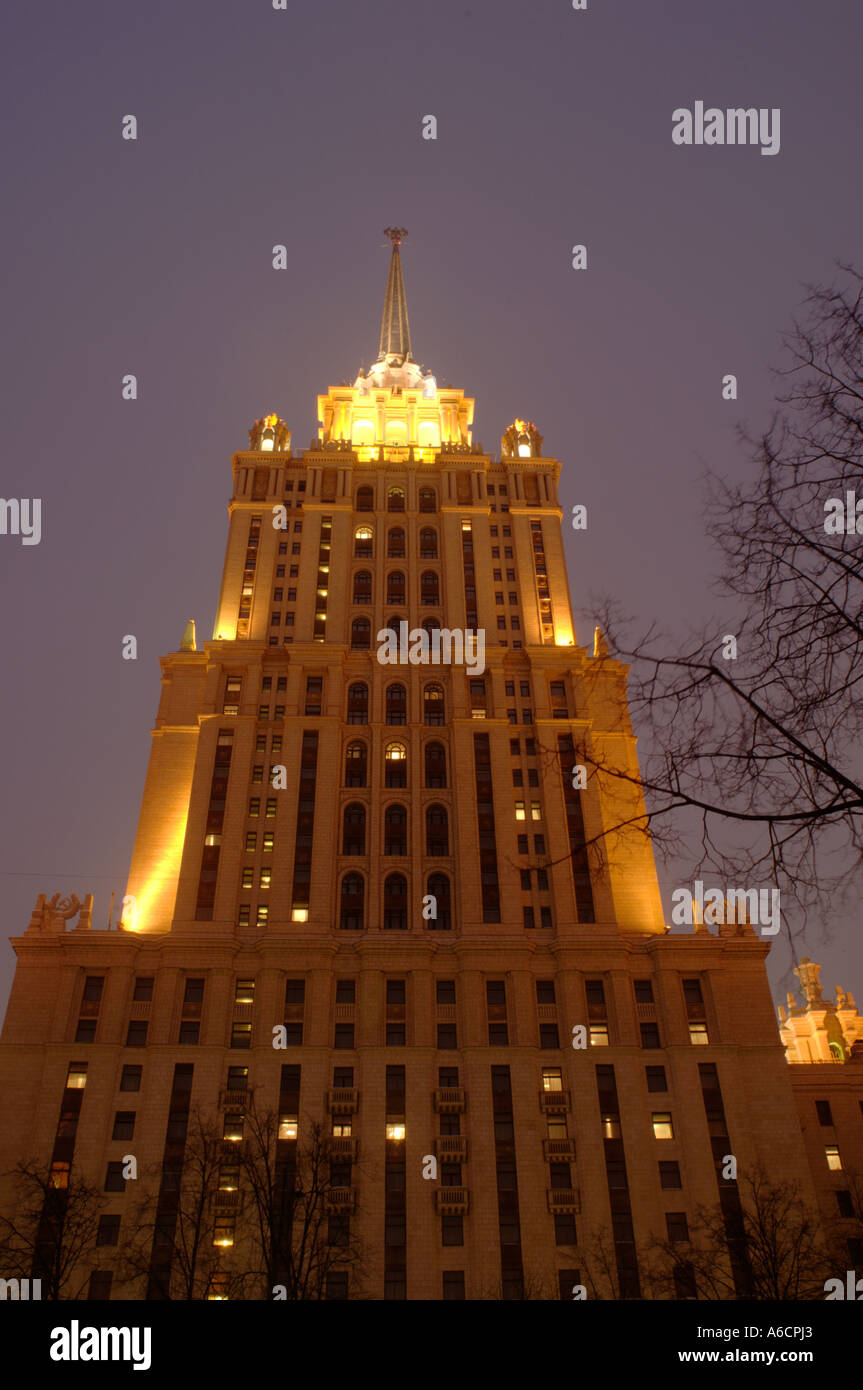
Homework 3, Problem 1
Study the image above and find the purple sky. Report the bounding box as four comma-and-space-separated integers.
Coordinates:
2, 0, 862, 1018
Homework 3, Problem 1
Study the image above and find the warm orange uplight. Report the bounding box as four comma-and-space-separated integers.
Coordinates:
264, 413, 279, 428
513, 418, 529, 433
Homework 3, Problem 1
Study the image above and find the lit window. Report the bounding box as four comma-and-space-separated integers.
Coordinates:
689, 1023, 709, 1045
386, 1123, 406, 1141
292, 907, 309, 922
515, 801, 526, 821
219, 1165, 239, 1191
530, 802, 542, 820
279, 1115, 298, 1141
601, 1114, 620, 1139
223, 1114, 244, 1142
213, 1219, 235, 1247
652, 1112, 674, 1140
542, 1068, 562, 1092
589, 1025, 609, 1047
65, 1065, 88, 1090
826, 1146, 842, 1171
332, 1119, 352, 1137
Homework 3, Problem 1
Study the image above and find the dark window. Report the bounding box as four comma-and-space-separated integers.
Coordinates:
441, 1214, 464, 1246
125, 1021, 148, 1047
334, 1024, 355, 1049
659, 1161, 682, 1189
120, 1065, 142, 1091
75, 1020, 96, 1043
646, 1066, 667, 1093
344, 740, 367, 785
437, 1024, 457, 1049
816, 1100, 834, 1127
179, 1022, 200, 1045
540, 1025, 560, 1049
104, 1162, 125, 1193
336, 979, 356, 1004
96, 1215, 121, 1247
436, 980, 456, 1005
342, 802, 366, 855
836, 1190, 855, 1218
112, 1111, 135, 1141
666, 1212, 689, 1242
634, 979, 654, 1004
640, 1023, 661, 1050
424, 741, 447, 788
83, 976, 104, 1002
554, 1213, 577, 1246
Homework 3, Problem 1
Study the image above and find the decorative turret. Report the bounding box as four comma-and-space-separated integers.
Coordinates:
501, 419, 543, 459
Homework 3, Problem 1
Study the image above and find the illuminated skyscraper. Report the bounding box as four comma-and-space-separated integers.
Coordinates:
1, 234, 860, 1301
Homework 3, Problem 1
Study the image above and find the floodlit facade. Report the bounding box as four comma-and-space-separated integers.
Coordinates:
1, 234, 861, 1300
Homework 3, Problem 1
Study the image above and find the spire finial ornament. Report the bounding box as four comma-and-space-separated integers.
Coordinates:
378, 228, 412, 364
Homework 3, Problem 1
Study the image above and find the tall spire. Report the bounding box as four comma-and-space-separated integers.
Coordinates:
378, 227, 412, 364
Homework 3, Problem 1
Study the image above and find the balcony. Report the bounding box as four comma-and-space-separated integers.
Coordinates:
213, 1189, 242, 1210
636, 1002, 656, 1020
326, 1136, 358, 1161
327, 1088, 359, 1114
435, 1187, 469, 1215
434, 1135, 468, 1162
539, 1089, 570, 1113
543, 1138, 576, 1162
547, 1188, 581, 1214
325, 1187, 356, 1210
537, 1004, 557, 1021
220, 1089, 249, 1109
433, 1088, 465, 1114
232, 1003, 253, 1022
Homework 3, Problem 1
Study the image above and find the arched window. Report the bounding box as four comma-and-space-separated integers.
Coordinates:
340, 874, 364, 931
422, 617, 440, 635
356, 485, 374, 511
420, 570, 439, 606
342, 803, 366, 855
386, 683, 406, 725
352, 570, 372, 604
424, 742, 447, 788
386, 570, 406, 606
387, 526, 405, 558
347, 683, 368, 724
385, 741, 407, 788
354, 526, 373, 558
384, 616, 401, 639
424, 683, 445, 726
350, 617, 371, 650
384, 873, 408, 930
427, 872, 452, 931
426, 804, 449, 856
419, 487, 437, 513
344, 741, 367, 787
384, 804, 407, 855
387, 487, 405, 512
419, 527, 438, 558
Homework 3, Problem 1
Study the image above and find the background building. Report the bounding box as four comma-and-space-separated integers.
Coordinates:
1, 239, 861, 1300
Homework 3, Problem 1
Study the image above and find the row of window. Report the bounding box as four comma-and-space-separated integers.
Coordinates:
355, 486, 437, 512
353, 526, 439, 558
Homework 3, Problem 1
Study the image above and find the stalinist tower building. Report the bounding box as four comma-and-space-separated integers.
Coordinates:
0, 232, 855, 1302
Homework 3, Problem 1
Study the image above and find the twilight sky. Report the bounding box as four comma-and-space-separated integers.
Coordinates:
2, 0, 862, 1017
